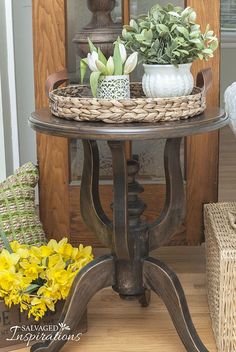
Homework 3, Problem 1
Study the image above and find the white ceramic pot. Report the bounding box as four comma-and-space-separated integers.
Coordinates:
225, 82, 236, 134
97, 75, 130, 100
142, 63, 194, 98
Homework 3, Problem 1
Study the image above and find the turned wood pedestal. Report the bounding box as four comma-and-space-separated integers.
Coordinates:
29, 107, 228, 352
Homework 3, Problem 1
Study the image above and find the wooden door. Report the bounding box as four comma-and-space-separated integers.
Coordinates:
32, 0, 220, 247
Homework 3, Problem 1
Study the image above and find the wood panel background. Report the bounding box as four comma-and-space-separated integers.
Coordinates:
33, 0, 70, 240
185, 0, 220, 244
69, 184, 186, 247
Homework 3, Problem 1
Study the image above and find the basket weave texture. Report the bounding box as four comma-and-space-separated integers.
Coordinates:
204, 202, 236, 352
49, 83, 206, 124
0, 163, 46, 247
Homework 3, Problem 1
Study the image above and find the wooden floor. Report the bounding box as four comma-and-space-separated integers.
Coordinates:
13, 126, 236, 352
14, 246, 216, 352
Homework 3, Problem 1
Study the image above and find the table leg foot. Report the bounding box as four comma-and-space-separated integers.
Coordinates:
138, 289, 151, 307
143, 257, 209, 352
30, 255, 115, 352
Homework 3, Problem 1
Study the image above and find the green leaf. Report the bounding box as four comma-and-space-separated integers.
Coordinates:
179, 49, 189, 55
203, 48, 213, 54
210, 39, 218, 51
181, 7, 191, 17
152, 38, 160, 49
190, 30, 201, 38
24, 284, 41, 294
113, 41, 123, 75
130, 19, 139, 32
157, 24, 169, 33
80, 58, 88, 84
169, 11, 181, 18
189, 38, 201, 44
144, 29, 153, 42
177, 26, 189, 39
173, 51, 181, 57
0, 228, 13, 253
123, 25, 134, 32
166, 4, 175, 11
90, 71, 102, 97
88, 38, 97, 53
98, 48, 107, 65
171, 24, 177, 32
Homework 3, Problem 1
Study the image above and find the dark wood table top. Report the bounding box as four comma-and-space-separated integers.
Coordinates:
29, 107, 228, 140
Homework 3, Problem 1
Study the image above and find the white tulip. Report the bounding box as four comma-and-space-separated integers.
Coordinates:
87, 51, 99, 72
124, 52, 138, 75
106, 56, 114, 75
119, 43, 127, 64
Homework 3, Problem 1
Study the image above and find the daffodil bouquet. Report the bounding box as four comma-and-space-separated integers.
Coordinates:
80, 38, 138, 97
0, 231, 93, 321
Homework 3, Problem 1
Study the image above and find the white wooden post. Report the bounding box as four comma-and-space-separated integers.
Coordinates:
0, 72, 6, 182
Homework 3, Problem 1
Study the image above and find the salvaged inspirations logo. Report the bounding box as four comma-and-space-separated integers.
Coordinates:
6, 322, 82, 347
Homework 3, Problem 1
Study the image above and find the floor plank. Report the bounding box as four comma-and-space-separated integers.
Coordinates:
12, 246, 216, 352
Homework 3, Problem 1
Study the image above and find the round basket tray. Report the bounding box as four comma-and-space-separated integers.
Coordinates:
46, 69, 212, 124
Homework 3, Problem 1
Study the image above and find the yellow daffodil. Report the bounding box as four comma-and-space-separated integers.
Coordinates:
19, 260, 42, 280
0, 271, 19, 292
48, 238, 74, 259
0, 238, 93, 320
0, 249, 20, 272
47, 253, 65, 270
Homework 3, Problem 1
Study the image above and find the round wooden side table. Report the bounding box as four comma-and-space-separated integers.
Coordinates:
29, 107, 228, 352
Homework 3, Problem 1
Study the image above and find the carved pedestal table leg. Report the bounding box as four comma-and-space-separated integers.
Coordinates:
31, 138, 208, 352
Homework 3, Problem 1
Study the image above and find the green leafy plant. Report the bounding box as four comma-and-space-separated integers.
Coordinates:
80, 39, 138, 97
122, 4, 218, 66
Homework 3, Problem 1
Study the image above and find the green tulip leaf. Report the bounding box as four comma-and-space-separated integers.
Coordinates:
0, 228, 13, 253
80, 58, 88, 84
113, 41, 123, 75
90, 71, 102, 97
88, 38, 97, 53
98, 48, 107, 65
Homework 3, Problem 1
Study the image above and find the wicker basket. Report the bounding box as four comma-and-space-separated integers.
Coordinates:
46, 68, 212, 124
204, 202, 236, 352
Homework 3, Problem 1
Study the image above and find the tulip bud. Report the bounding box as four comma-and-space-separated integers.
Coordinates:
124, 52, 138, 75
95, 59, 107, 73
87, 52, 99, 72
106, 57, 115, 75
119, 43, 127, 64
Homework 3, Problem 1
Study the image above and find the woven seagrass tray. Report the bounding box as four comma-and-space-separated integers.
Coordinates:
46, 68, 212, 124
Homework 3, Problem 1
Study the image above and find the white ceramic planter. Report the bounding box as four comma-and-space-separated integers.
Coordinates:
97, 75, 130, 100
142, 63, 194, 98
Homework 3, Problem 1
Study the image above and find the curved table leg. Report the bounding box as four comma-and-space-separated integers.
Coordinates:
81, 140, 113, 248
30, 255, 115, 352
143, 257, 209, 352
149, 138, 185, 250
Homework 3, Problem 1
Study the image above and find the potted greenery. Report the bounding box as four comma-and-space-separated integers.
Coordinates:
80, 39, 138, 99
122, 4, 218, 98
